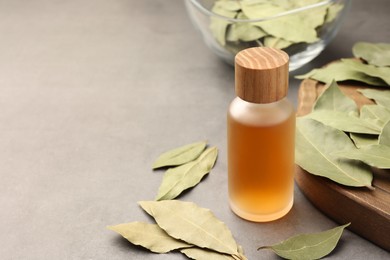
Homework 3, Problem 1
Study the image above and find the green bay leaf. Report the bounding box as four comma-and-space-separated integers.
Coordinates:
295, 61, 388, 86
139, 200, 240, 256
155, 147, 218, 201
107, 222, 191, 253
313, 80, 358, 114
335, 144, 390, 169
152, 141, 207, 169
295, 118, 373, 187
352, 42, 390, 67
307, 110, 381, 134
358, 88, 390, 107
258, 223, 350, 260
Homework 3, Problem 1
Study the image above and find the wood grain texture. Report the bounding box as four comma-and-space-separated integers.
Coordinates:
296, 79, 390, 251
235, 47, 289, 104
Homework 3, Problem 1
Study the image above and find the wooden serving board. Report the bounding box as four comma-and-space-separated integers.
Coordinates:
295, 79, 390, 251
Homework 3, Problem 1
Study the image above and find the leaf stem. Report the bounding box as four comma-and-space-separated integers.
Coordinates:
257, 246, 271, 251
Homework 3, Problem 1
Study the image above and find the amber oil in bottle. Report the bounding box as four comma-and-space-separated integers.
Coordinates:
227, 47, 295, 222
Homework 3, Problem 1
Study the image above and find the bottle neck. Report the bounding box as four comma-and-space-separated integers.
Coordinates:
229, 97, 294, 126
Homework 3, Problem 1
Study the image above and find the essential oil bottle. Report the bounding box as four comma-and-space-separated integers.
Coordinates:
227, 47, 295, 222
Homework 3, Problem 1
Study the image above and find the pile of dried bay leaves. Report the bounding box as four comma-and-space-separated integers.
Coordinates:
108, 141, 350, 259
297, 42, 390, 86
108, 200, 248, 259
296, 42, 390, 187
296, 81, 390, 188
210, 0, 343, 54
108, 142, 249, 259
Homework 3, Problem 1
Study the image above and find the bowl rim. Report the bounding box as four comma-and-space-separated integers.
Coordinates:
187, 0, 343, 22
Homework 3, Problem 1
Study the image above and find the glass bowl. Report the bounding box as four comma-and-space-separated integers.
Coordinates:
185, 0, 351, 71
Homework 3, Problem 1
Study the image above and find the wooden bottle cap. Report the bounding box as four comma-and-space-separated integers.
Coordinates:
235, 47, 289, 104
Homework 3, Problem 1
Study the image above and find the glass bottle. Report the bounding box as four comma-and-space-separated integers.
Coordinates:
227, 47, 295, 222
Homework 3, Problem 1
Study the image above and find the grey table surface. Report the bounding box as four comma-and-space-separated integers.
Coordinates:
0, 0, 389, 259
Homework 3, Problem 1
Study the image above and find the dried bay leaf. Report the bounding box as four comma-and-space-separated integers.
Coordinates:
291, 0, 325, 7
107, 222, 191, 253
258, 223, 350, 260
324, 3, 343, 24
313, 80, 358, 114
379, 121, 390, 146
353, 42, 390, 67
266, 0, 334, 28
263, 36, 293, 49
341, 59, 390, 86
139, 200, 241, 256
181, 248, 237, 260
155, 147, 218, 201
210, 5, 237, 46
296, 117, 373, 187
307, 110, 381, 134
359, 105, 380, 125
282, 1, 327, 26
210, 0, 344, 54
240, 2, 281, 20
295, 61, 388, 86
226, 21, 267, 42
256, 17, 317, 44
241, 3, 318, 43
237, 245, 245, 257
152, 141, 207, 169
226, 11, 267, 43
360, 105, 390, 128
358, 88, 390, 107
299, 3, 329, 29
335, 145, 390, 169
350, 133, 378, 148
213, 0, 241, 11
